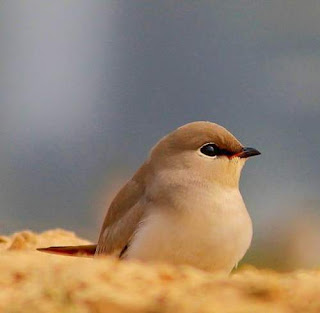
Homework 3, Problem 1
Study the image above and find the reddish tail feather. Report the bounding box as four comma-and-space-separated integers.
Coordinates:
37, 244, 97, 257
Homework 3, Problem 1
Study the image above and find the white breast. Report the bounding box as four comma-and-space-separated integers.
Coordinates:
126, 187, 252, 273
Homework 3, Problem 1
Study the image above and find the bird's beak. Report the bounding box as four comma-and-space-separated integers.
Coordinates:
232, 147, 261, 159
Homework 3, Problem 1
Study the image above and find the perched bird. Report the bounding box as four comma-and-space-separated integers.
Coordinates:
38, 121, 260, 273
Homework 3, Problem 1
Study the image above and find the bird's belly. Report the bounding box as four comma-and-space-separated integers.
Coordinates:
126, 205, 252, 273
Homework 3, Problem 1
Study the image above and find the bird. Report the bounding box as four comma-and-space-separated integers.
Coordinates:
38, 121, 261, 273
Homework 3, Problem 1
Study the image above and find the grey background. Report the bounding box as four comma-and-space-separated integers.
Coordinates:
1, 1, 319, 268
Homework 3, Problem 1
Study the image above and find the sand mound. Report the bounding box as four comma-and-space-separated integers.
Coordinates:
0, 229, 91, 251
1, 229, 320, 313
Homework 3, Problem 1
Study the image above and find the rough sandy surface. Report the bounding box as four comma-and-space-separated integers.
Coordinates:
1, 230, 320, 313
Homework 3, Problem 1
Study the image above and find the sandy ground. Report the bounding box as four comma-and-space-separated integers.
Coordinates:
1, 230, 320, 313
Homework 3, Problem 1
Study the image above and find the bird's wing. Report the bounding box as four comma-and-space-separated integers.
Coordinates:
96, 163, 149, 256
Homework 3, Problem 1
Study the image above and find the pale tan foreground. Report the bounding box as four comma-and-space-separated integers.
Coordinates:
1, 230, 320, 313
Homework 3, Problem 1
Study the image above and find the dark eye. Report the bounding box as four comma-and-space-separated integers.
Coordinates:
200, 143, 219, 157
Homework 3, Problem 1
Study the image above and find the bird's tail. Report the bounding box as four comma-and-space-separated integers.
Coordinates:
37, 244, 97, 257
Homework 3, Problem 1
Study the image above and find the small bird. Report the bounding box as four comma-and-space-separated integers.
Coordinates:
38, 121, 260, 273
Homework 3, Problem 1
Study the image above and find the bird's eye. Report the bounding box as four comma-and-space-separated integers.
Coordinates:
200, 143, 219, 157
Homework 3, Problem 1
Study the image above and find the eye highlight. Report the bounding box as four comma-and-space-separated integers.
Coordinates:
200, 143, 219, 157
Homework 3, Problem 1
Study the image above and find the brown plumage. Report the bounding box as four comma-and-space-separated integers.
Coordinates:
37, 245, 97, 257
37, 121, 260, 273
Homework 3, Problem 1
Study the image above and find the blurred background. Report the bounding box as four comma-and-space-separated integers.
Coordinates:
1, 1, 319, 270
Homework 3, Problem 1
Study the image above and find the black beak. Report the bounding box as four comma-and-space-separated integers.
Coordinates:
234, 147, 261, 159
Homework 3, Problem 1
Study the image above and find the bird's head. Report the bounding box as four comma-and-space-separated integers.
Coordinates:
149, 121, 261, 188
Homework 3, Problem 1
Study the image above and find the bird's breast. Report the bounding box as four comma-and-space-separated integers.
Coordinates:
126, 186, 252, 273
